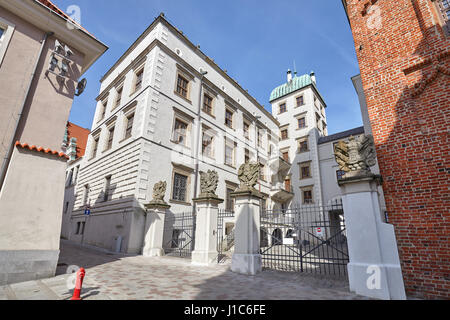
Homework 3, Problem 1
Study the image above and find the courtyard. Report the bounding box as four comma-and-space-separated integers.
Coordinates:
0, 240, 369, 300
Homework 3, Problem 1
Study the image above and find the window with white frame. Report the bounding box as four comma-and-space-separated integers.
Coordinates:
224, 138, 236, 167
173, 118, 189, 146
98, 98, 108, 122
114, 85, 123, 110
105, 125, 115, 151
133, 67, 144, 93
124, 112, 134, 140
0, 18, 15, 66
103, 176, 112, 202
202, 130, 214, 158
91, 133, 100, 159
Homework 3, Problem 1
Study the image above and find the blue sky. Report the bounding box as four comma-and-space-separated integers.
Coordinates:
54, 0, 362, 135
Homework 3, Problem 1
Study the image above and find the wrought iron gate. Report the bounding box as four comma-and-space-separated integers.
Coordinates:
217, 209, 235, 263
260, 199, 349, 277
163, 211, 195, 258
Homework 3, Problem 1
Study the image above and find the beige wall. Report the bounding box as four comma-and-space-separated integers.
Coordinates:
0, 6, 84, 160
0, 148, 66, 251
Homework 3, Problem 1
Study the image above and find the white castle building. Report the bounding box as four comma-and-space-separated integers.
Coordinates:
62, 14, 386, 254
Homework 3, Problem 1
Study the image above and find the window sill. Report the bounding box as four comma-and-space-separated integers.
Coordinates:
202, 111, 216, 119
169, 199, 191, 206
170, 140, 191, 149
119, 137, 132, 144
224, 163, 236, 170
174, 91, 192, 104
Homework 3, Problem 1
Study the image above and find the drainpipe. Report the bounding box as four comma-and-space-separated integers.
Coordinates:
191, 71, 207, 250
0, 31, 54, 192
192, 71, 208, 205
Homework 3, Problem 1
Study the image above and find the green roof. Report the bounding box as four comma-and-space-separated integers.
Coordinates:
270, 74, 317, 102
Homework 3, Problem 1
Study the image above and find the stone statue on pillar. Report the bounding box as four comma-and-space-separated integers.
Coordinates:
236, 162, 260, 193
142, 181, 170, 257
145, 181, 169, 208
192, 170, 223, 265
334, 135, 406, 300
199, 170, 219, 198
334, 134, 377, 179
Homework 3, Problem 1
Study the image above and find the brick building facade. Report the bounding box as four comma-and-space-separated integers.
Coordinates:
342, 0, 449, 299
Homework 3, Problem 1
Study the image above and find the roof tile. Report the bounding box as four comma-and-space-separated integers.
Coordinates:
15, 141, 69, 159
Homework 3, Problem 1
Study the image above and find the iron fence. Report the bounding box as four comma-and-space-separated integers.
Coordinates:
260, 199, 348, 277
217, 209, 235, 263
163, 210, 195, 258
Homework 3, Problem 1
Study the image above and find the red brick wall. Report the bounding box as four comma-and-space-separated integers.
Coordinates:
344, 0, 449, 299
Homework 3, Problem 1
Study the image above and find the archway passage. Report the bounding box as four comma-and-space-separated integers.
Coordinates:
272, 229, 283, 246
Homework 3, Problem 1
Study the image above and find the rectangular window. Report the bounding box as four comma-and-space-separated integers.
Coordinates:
303, 190, 313, 204
281, 128, 288, 140
225, 139, 235, 167
134, 68, 144, 92
202, 131, 214, 158
316, 113, 321, 128
80, 222, 86, 235
104, 176, 111, 202
257, 128, 263, 147
106, 126, 115, 150
91, 135, 99, 159
298, 117, 306, 129
226, 188, 235, 211
225, 109, 233, 128
173, 119, 188, 145
115, 86, 123, 109
99, 99, 107, 122
125, 113, 134, 140
67, 168, 74, 186
74, 165, 80, 184
285, 178, 291, 192
296, 95, 304, 107
243, 121, 250, 140
76, 222, 81, 235
83, 185, 89, 206
64, 201, 69, 214
259, 163, 266, 181
300, 163, 311, 179
279, 103, 287, 114
282, 151, 289, 162
176, 74, 189, 98
172, 173, 188, 202
203, 94, 213, 115
245, 149, 250, 163
298, 139, 309, 153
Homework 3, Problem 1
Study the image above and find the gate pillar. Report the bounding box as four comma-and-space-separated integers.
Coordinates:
339, 175, 406, 300
191, 196, 223, 265
230, 189, 263, 275
142, 202, 170, 257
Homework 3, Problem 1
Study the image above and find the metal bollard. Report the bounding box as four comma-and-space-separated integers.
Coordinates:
70, 268, 86, 300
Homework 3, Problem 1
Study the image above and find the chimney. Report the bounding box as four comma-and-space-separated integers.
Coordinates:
310, 71, 316, 84
287, 69, 292, 82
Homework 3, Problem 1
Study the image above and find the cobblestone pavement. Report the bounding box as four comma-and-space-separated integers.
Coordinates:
0, 240, 370, 300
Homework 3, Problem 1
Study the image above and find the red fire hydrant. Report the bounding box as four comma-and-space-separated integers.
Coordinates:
70, 268, 86, 300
